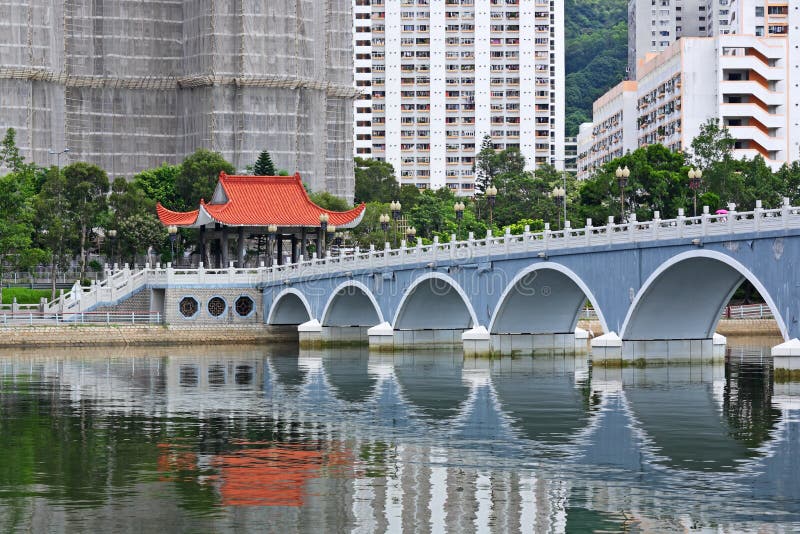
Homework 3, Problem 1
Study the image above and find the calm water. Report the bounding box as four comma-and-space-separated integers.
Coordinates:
0, 340, 796, 532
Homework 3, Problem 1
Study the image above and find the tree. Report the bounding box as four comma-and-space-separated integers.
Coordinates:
253, 150, 277, 176
354, 157, 399, 203
62, 162, 109, 279
34, 168, 70, 299
175, 149, 235, 207
133, 163, 183, 210
689, 119, 738, 203
308, 191, 351, 212
474, 135, 497, 195
117, 213, 167, 265
0, 128, 24, 173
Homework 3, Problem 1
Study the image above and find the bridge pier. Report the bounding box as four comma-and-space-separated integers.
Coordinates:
591, 333, 726, 365
367, 322, 466, 352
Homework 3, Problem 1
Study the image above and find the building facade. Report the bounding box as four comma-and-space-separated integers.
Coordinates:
579, 33, 796, 180
353, 0, 565, 194
1, 1, 357, 200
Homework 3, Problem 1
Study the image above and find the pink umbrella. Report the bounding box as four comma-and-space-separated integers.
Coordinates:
715, 209, 728, 215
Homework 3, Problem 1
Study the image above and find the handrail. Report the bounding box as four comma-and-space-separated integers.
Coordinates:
42, 199, 800, 308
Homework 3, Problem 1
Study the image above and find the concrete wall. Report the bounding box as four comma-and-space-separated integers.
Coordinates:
165, 288, 262, 325
0, 0, 356, 200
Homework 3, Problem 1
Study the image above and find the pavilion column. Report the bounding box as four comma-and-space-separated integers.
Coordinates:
318, 228, 325, 259
199, 226, 206, 267
300, 228, 308, 261
221, 227, 229, 267
277, 235, 284, 265
291, 235, 298, 264
237, 227, 246, 267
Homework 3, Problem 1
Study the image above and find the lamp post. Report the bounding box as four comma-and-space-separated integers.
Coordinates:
167, 225, 178, 264
405, 226, 417, 244
107, 229, 117, 268
48, 147, 70, 171
380, 213, 390, 244
327, 224, 337, 256
267, 224, 278, 266
551, 186, 565, 230
390, 200, 402, 248
688, 167, 703, 217
319, 213, 329, 258
486, 185, 497, 228
615, 165, 630, 222
454, 201, 465, 239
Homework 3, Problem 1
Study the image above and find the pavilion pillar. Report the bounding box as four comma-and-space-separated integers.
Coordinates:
300, 228, 308, 261
221, 227, 229, 267
318, 228, 325, 259
199, 226, 206, 267
277, 235, 284, 265
237, 227, 246, 267
291, 235, 298, 264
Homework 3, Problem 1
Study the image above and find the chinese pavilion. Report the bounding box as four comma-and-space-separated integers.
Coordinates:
156, 172, 365, 267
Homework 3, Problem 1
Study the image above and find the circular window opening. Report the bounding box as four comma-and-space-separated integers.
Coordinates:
208, 297, 227, 317
179, 297, 198, 318
235, 296, 254, 317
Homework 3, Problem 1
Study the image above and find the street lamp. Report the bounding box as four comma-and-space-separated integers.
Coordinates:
615, 165, 630, 222
267, 224, 278, 266
48, 147, 70, 171
379, 213, 390, 244
167, 225, 178, 264
688, 167, 703, 217
405, 227, 417, 243
390, 200, 402, 248
107, 229, 117, 268
454, 201, 465, 239
486, 185, 498, 227
551, 186, 565, 230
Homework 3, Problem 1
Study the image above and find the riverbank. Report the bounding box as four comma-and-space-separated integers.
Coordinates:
576, 318, 781, 338
0, 324, 297, 348
0, 318, 782, 349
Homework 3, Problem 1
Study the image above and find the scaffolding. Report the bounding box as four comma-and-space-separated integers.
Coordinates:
0, 0, 356, 200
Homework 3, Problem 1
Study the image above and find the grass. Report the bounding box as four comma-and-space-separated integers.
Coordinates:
2, 288, 52, 305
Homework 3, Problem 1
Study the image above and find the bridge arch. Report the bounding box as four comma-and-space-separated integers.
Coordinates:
267, 288, 313, 325
621, 250, 788, 341
393, 273, 478, 330
321, 281, 384, 327
489, 262, 609, 335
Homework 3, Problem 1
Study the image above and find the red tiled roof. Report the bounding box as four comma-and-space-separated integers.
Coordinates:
156, 172, 366, 228
156, 204, 200, 226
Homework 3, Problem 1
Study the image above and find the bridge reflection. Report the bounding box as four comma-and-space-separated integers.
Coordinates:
0, 345, 796, 529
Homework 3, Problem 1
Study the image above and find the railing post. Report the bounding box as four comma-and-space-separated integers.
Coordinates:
543, 223, 550, 252
628, 213, 636, 241
782, 197, 790, 228
504, 227, 511, 254
677, 209, 685, 238
606, 216, 614, 244
433, 236, 439, 261
702, 205, 709, 236
585, 219, 592, 246
652, 212, 660, 239
754, 200, 763, 232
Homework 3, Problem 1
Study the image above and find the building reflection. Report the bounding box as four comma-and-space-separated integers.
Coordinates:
0, 344, 796, 530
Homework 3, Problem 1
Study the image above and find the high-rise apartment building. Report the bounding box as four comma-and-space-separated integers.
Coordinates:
353, 0, 565, 194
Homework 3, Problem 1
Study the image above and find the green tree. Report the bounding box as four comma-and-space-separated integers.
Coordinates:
175, 149, 235, 207
133, 163, 183, 210
308, 191, 351, 212
689, 119, 738, 202
474, 135, 498, 195
117, 213, 167, 265
34, 168, 70, 299
354, 157, 399, 203
0, 128, 24, 173
62, 162, 109, 279
253, 150, 277, 176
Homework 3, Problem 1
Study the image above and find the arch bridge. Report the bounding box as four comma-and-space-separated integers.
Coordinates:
50, 201, 800, 364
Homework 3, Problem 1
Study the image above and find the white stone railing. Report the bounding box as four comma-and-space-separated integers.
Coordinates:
44, 199, 800, 311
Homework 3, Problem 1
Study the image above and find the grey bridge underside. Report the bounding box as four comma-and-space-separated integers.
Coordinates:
262, 230, 800, 342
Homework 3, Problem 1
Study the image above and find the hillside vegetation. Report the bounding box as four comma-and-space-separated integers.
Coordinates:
565, 0, 628, 136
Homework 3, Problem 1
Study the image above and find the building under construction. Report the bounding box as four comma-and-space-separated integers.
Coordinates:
0, 1, 356, 200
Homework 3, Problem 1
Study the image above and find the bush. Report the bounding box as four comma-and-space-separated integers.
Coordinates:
89, 259, 103, 272
2, 288, 51, 304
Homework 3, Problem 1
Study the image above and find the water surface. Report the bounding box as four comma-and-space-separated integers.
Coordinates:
0, 340, 796, 532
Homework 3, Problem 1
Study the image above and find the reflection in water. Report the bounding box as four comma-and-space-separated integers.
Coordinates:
0, 343, 795, 530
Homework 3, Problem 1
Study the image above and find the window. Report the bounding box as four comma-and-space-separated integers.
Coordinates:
207, 297, 227, 317
179, 297, 199, 318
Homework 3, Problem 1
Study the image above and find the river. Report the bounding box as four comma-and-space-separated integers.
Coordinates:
0, 338, 795, 532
